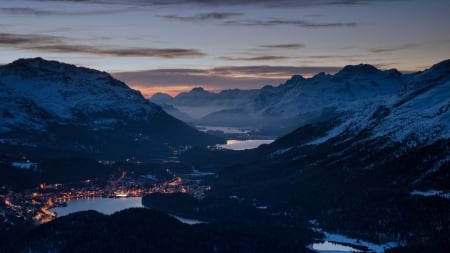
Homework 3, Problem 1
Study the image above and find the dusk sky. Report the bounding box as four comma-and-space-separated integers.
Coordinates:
1, 0, 449, 97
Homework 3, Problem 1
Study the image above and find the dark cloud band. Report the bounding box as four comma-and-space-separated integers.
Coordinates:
0, 33, 205, 58
368, 43, 419, 53
259, 43, 306, 49
27, 0, 395, 8
161, 12, 242, 22
218, 56, 290, 61
224, 19, 357, 28
0, 7, 131, 16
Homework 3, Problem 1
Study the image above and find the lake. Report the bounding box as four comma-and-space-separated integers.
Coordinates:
51, 197, 204, 225
196, 125, 250, 134
217, 139, 274, 150
310, 241, 362, 252
51, 197, 143, 216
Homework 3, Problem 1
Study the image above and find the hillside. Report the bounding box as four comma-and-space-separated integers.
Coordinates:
0, 58, 223, 161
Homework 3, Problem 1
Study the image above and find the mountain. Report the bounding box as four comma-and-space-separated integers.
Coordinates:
0, 58, 223, 161
149, 87, 260, 124
150, 64, 406, 135
219, 59, 450, 188
157, 60, 450, 250
2, 59, 449, 252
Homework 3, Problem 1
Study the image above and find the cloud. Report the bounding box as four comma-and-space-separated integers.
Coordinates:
218, 56, 290, 61
224, 19, 357, 28
160, 12, 356, 29
0, 7, 131, 16
259, 43, 306, 49
307, 54, 362, 59
0, 33, 205, 58
368, 43, 419, 53
26, 0, 399, 8
112, 65, 342, 96
161, 12, 242, 22
0, 33, 61, 45
210, 65, 341, 78
0, 7, 60, 15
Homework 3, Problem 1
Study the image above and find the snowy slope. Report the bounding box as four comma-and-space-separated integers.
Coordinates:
305, 59, 450, 147
0, 58, 222, 159
154, 63, 407, 134
156, 60, 449, 140
150, 87, 260, 119
0, 58, 154, 120
253, 64, 404, 117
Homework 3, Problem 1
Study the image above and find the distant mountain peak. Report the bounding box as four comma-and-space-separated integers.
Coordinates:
336, 63, 381, 76
151, 92, 173, 99
427, 59, 450, 74
3, 57, 128, 90
150, 92, 173, 104
191, 87, 208, 93
312, 72, 329, 79
279, 75, 305, 88
290, 75, 305, 81
9, 57, 73, 72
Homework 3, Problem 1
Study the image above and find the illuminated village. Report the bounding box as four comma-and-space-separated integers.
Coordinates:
0, 168, 212, 225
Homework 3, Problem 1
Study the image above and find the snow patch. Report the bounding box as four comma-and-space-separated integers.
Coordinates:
310, 223, 398, 253
270, 146, 294, 156
12, 162, 38, 170
410, 189, 450, 199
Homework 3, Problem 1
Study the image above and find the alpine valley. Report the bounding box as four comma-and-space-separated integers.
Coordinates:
1, 58, 449, 253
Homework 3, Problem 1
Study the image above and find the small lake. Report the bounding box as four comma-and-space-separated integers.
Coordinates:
218, 139, 274, 150
51, 197, 204, 225
196, 125, 250, 134
51, 197, 143, 216
310, 241, 362, 252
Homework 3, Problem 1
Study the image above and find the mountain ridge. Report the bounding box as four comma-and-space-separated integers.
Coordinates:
0, 57, 223, 160
151, 61, 445, 134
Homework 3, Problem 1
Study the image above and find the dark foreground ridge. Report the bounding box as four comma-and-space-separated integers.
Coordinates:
6, 208, 313, 253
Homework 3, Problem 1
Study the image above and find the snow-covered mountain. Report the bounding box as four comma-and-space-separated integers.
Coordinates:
150, 63, 409, 134
149, 87, 260, 124
303, 59, 450, 147
0, 58, 222, 160
207, 60, 450, 246
237, 59, 450, 195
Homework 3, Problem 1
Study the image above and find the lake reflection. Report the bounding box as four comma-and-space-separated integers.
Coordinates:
311, 241, 362, 252
50, 197, 205, 225
51, 197, 143, 216
218, 139, 274, 150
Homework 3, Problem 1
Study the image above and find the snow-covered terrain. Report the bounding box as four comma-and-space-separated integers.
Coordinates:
0, 57, 222, 159
152, 60, 450, 144
303, 60, 450, 148
0, 57, 155, 123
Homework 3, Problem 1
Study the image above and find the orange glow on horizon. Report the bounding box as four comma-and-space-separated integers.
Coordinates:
129, 84, 201, 98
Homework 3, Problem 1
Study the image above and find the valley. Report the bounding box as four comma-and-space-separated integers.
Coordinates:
1, 58, 449, 253
1, 158, 214, 225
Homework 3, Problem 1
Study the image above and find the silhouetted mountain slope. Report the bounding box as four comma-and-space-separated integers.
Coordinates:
171, 60, 450, 248
0, 58, 223, 160
12, 208, 312, 253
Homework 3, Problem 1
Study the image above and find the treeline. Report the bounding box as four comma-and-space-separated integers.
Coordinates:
8, 208, 314, 253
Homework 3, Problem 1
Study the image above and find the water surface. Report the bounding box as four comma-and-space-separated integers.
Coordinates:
51, 197, 143, 216
218, 139, 274, 150
51, 197, 204, 225
311, 241, 362, 252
